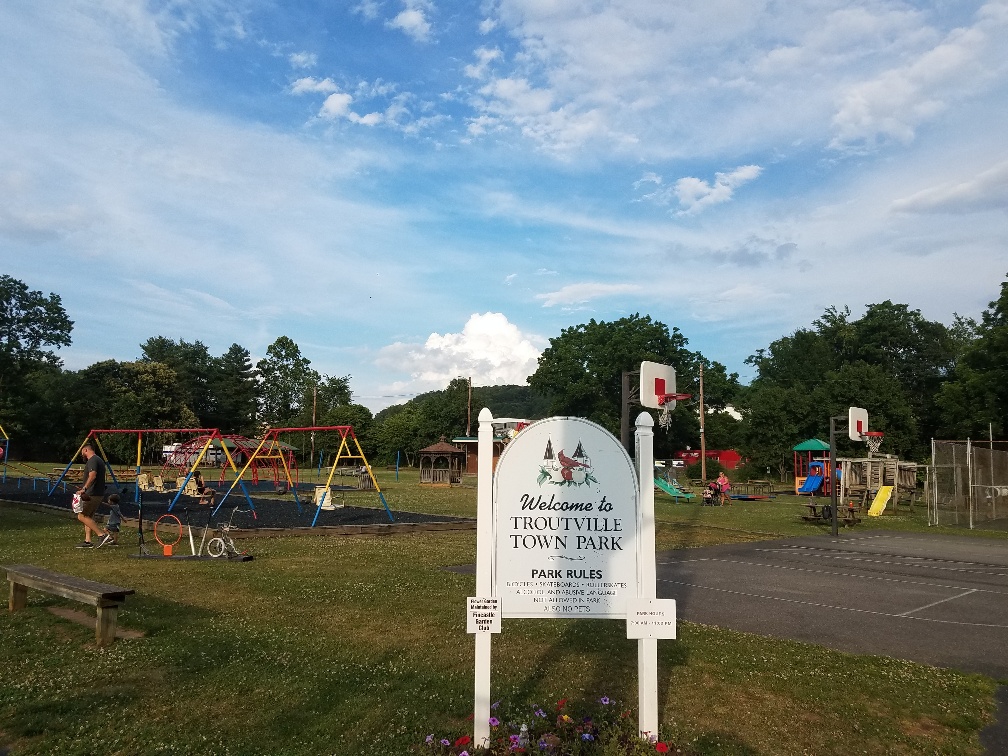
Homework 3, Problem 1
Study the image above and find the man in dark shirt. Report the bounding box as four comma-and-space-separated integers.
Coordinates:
77, 443, 113, 548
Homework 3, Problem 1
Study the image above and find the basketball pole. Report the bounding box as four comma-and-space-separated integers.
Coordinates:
829, 414, 847, 537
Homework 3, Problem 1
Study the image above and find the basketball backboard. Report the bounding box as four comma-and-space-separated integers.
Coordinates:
848, 406, 868, 441
640, 361, 677, 410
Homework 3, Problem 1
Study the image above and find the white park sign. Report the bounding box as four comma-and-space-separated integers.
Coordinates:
493, 416, 639, 618
470, 404, 674, 748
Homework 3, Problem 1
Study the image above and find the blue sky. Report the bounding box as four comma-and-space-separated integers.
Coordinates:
2, 1, 1007, 411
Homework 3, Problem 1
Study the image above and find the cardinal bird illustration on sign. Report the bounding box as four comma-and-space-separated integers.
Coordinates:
538, 438, 597, 487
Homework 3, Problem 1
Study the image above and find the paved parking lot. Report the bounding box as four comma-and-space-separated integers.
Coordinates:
655, 530, 1008, 678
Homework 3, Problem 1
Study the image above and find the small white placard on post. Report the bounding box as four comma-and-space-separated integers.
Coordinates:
467, 597, 501, 634
626, 598, 676, 639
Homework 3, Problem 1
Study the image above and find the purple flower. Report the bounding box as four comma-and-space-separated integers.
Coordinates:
440, 739, 451, 746
582, 733, 595, 741
534, 708, 546, 718
510, 734, 521, 744
492, 700, 501, 710
425, 734, 434, 744
489, 717, 500, 727
600, 696, 610, 705
460, 752, 470, 756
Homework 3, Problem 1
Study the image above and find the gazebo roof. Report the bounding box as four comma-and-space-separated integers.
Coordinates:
793, 438, 831, 452
419, 437, 464, 455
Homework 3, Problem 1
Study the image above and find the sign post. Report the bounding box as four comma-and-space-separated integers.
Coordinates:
471, 407, 496, 748
634, 411, 659, 737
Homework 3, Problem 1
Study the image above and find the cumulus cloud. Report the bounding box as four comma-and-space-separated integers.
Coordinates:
291, 77, 340, 95
374, 313, 544, 394
891, 159, 1008, 214
674, 165, 762, 216
637, 165, 762, 216
536, 282, 641, 307
320, 92, 354, 118
387, 2, 432, 43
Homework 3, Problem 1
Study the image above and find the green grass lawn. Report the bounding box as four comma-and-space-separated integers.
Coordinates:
0, 472, 1002, 755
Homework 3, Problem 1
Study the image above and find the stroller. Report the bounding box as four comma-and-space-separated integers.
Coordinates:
702, 482, 721, 506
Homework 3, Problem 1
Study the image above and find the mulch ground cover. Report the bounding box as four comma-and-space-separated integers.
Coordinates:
0, 479, 473, 530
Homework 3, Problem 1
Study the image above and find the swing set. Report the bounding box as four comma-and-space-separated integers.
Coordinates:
48, 428, 258, 513
215, 425, 393, 525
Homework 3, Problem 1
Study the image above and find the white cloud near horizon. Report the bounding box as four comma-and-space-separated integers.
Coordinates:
891, 159, 1008, 214
374, 313, 545, 396
537, 283, 642, 307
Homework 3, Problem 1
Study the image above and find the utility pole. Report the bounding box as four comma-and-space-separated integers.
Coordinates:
699, 362, 707, 481
621, 370, 640, 456
467, 377, 472, 437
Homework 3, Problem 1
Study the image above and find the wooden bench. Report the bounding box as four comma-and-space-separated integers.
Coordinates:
6, 564, 135, 646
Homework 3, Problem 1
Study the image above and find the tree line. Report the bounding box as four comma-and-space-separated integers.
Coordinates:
3, 272, 1007, 473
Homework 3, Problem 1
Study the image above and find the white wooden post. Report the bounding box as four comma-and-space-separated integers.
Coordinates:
635, 411, 659, 740
473, 408, 495, 747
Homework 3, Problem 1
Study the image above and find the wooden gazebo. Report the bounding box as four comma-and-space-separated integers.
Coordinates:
419, 437, 465, 486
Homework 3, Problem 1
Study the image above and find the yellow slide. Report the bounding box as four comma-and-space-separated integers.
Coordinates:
867, 486, 893, 517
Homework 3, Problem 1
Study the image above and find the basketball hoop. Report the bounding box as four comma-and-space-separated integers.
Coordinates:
863, 431, 884, 456
657, 393, 691, 430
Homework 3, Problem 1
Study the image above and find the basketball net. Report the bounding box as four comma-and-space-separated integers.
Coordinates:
658, 401, 673, 430
656, 393, 691, 431
864, 432, 884, 456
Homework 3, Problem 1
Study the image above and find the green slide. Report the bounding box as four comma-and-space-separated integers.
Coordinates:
655, 477, 695, 500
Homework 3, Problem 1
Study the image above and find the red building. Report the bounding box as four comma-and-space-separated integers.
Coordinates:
673, 449, 743, 470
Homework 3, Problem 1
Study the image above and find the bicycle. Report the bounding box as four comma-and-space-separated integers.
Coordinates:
205, 506, 251, 559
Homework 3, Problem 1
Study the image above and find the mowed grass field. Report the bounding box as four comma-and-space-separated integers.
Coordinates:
0, 468, 1002, 755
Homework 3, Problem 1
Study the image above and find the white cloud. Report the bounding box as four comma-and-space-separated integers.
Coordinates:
465, 47, 502, 79
288, 51, 317, 69
537, 282, 641, 307
891, 159, 1008, 214
291, 77, 341, 95
673, 165, 763, 216
320, 92, 354, 118
830, 4, 1008, 150
387, 2, 432, 43
354, 1, 382, 21
374, 313, 544, 395
469, 1, 1008, 158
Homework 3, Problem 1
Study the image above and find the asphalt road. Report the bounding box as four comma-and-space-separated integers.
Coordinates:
655, 530, 1008, 679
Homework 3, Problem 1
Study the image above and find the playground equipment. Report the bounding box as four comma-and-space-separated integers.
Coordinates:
216, 426, 392, 526
797, 461, 825, 494
654, 475, 695, 501
793, 439, 833, 495
867, 486, 893, 516
49, 429, 257, 513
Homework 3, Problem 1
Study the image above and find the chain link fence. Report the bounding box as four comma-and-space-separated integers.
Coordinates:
929, 440, 1008, 529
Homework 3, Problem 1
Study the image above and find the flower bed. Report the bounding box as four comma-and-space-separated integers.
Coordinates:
423, 696, 683, 755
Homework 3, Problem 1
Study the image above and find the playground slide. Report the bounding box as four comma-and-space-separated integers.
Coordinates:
867, 485, 893, 517
798, 474, 823, 494
655, 478, 694, 500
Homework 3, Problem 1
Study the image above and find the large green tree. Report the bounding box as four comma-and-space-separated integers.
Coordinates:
0, 275, 73, 440
140, 337, 215, 425
527, 314, 739, 455
207, 344, 259, 435
257, 336, 318, 427
740, 301, 956, 465
936, 279, 1008, 438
